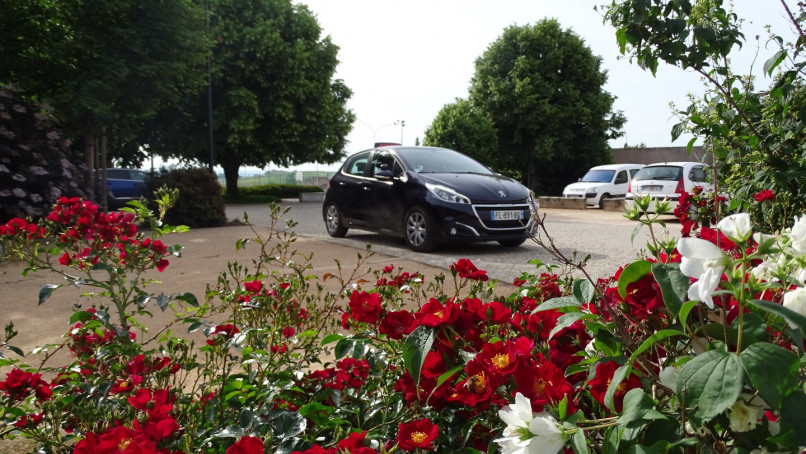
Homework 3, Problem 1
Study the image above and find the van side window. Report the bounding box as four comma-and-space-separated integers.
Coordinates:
629, 168, 641, 178
689, 166, 707, 182
614, 171, 628, 184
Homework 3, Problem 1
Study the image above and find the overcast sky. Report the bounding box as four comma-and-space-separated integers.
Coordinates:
285, 0, 796, 171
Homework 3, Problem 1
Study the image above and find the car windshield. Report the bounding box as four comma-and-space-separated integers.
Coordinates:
634, 166, 681, 181
580, 169, 615, 183
396, 147, 493, 174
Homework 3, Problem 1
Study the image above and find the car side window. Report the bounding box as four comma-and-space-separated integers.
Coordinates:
370, 152, 396, 177
614, 171, 628, 184
689, 165, 707, 182
343, 151, 370, 176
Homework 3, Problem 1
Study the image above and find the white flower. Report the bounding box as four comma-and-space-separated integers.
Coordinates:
790, 215, 806, 254
717, 213, 752, 244
726, 399, 761, 432
678, 238, 729, 309
495, 393, 564, 454
658, 366, 678, 392
782, 286, 806, 328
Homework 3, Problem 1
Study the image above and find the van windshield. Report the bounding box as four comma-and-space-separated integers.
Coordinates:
581, 169, 615, 183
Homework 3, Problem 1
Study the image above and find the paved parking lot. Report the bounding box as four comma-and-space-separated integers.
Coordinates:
226, 202, 682, 283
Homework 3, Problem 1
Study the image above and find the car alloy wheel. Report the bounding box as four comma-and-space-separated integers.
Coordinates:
404, 207, 437, 252
324, 203, 348, 237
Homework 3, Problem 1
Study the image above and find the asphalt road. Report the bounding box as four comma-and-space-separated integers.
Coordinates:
226, 202, 682, 283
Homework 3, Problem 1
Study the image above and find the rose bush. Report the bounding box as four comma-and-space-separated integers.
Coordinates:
1, 195, 806, 453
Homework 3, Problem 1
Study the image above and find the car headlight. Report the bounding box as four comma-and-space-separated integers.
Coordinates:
426, 183, 471, 204
587, 187, 599, 194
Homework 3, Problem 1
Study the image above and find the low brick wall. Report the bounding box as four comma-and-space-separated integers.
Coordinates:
537, 196, 586, 210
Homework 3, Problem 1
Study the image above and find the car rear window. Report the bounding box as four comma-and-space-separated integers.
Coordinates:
634, 166, 681, 181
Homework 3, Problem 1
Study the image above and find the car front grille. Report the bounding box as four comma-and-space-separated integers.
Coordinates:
472, 203, 531, 230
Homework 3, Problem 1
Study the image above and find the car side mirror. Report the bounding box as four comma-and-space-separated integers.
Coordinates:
375, 169, 394, 180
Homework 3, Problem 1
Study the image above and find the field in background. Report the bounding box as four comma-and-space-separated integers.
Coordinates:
219, 170, 334, 189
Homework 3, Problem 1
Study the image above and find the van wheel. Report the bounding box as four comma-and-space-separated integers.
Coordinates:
404, 206, 437, 252
598, 193, 611, 209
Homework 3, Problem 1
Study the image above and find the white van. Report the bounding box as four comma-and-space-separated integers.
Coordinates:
562, 163, 644, 208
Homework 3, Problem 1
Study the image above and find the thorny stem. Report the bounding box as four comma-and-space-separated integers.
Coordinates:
526, 199, 638, 354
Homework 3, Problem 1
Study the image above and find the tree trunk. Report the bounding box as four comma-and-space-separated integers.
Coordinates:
84, 135, 95, 202
223, 164, 240, 197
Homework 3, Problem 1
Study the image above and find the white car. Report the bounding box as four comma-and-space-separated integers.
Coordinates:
626, 162, 710, 212
562, 163, 644, 208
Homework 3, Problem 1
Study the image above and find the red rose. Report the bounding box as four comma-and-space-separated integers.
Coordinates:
415, 298, 456, 327
588, 361, 642, 413
348, 290, 383, 324
450, 258, 488, 281
226, 436, 265, 454
753, 189, 775, 202
396, 418, 439, 451
379, 310, 416, 339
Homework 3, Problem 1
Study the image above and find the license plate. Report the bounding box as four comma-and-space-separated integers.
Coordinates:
492, 210, 524, 221
641, 185, 663, 192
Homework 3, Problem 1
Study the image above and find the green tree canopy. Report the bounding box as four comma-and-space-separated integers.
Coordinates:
153, 0, 355, 195
468, 19, 625, 195
604, 0, 806, 232
423, 98, 498, 165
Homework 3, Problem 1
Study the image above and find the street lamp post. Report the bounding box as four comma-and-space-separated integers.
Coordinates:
395, 120, 405, 145
356, 118, 398, 147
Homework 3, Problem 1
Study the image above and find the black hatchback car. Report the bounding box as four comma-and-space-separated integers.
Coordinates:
322, 146, 533, 252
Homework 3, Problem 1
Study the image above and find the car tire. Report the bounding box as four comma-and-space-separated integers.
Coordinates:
404, 206, 437, 252
498, 238, 526, 247
324, 202, 348, 237
598, 193, 611, 210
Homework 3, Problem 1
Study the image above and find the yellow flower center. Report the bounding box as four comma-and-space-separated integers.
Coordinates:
118, 438, 132, 451
466, 372, 487, 393
534, 378, 548, 396
491, 353, 510, 370
434, 310, 443, 318
410, 431, 428, 444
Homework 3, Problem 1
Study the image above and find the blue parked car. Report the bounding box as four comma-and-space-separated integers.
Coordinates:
105, 168, 149, 209
322, 146, 533, 252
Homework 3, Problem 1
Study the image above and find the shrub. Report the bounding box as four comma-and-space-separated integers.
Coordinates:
146, 167, 226, 228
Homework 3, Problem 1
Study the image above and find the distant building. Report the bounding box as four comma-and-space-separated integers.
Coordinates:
611, 146, 710, 165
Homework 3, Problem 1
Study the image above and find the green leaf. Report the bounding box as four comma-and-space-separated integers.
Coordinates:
548, 313, 590, 340
651, 263, 689, 316
38, 284, 60, 305
740, 343, 799, 409
618, 260, 652, 299
236, 238, 249, 251
618, 388, 666, 426
778, 391, 806, 447
321, 333, 344, 345
534, 295, 581, 312
752, 298, 806, 337
678, 300, 699, 328
69, 310, 96, 324
174, 292, 199, 307
629, 329, 684, 363
186, 319, 203, 333
156, 293, 171, 311
604, 364, 629, 411
298, 402, 335, 427
676, 349, 743, 423
571, 427, 587, 454
403, 325, 436, 387
334, 338, 354, 360
573, 278, 594, 304
272, 410, 307, 440
238, 409, 255, 429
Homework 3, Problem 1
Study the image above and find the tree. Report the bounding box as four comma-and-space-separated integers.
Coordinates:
604, 0, 806, 232
423, 98, 498, 167
155, 0, 354, 196
0, 0, 209, 198
469, 19, 625, 195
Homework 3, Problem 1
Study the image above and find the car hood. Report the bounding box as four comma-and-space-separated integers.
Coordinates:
563, 182, 609, 192
416, 173, 529, 202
